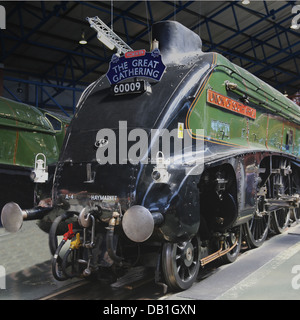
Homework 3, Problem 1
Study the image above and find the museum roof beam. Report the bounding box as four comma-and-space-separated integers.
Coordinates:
1, 1, 299, 111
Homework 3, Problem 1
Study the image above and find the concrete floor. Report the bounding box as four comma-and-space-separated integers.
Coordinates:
0, 220, 77, 300
1, 220, 300, 300
166, 223, 300, 300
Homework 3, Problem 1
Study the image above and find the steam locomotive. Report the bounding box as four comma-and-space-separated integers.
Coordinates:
2, 21, 300, 292
0, 96, 69, 215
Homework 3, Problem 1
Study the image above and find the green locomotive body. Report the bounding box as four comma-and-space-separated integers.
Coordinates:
187, 52, 300, 243
188, 53, 300, 157
0, 96, 69, 210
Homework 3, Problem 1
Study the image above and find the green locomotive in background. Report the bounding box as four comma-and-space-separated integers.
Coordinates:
0, 96, 69, 214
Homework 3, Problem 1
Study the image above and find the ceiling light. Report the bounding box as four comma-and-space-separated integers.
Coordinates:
290, 23, 299, 30
97, 33, 115, 51
79, 31, 87, 45
242, 0, 250, 4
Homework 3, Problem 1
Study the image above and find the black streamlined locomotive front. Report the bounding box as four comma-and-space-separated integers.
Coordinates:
53, 21, 215, 245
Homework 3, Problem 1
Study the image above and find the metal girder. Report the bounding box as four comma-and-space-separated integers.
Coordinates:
189, 0, 300, 92
2, 1, 70, 61
2, 0, 299, 114
3, 76, 82, 115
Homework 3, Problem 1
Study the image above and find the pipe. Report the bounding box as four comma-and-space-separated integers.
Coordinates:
106, 214, 124, 264
51, 239, 68, 281
200, 240, 238, 267
49, 212, 74, 256
51, 222, 77, 281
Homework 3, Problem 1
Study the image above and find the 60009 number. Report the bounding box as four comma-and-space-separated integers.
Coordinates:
112, 80, 146, 95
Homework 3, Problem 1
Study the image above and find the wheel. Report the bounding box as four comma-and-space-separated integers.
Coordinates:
162, 235, 200, 291
270, 208, 290, 234
244, 198, 270, 248
221, 225, 242, 264
270, 159, 292, 234
291, 208, 300, 223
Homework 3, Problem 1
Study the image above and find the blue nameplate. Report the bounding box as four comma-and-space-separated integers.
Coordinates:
106, 49, 166, 85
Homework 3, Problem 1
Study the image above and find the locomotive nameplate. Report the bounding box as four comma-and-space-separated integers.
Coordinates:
207, 89, 256, 120
90, 194, 117, 201
106, 48, 166, 85
111, 80, 146, 96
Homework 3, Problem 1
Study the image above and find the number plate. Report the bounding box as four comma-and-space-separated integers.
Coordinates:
112, 80, 146, 96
